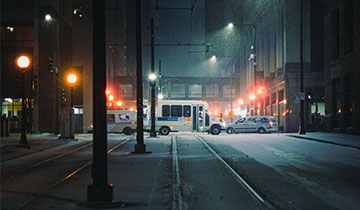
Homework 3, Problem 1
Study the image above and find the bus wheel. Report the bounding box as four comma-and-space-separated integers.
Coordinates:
211, 125, 221, 135
123, 127, 133, 135
160, 126, 170, 135
227, 127, 235, 134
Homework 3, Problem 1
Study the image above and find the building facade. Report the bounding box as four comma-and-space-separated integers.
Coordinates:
323, 0, 360, 134
205, 0, 326, 132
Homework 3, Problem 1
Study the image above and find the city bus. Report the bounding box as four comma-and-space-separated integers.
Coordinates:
144, 100, 226, 135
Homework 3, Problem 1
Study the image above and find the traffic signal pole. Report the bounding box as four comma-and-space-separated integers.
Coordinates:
87, 0, 113, 202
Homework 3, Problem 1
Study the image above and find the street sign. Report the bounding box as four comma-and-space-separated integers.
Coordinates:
294, 94, 305, 104
228, 111, 235, 118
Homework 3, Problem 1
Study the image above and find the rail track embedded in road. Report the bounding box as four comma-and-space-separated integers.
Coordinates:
12, 138, 132, 210
196, 135, 277, 210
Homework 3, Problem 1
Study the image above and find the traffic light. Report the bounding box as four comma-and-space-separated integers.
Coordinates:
61, 88, 67, 102
48, 57, 54, 72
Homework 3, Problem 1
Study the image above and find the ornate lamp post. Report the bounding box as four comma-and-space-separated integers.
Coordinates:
17, 55, 31, 148
66, 72, 78, 139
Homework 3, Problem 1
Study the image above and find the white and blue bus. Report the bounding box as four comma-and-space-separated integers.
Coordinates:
144, 100, 226, 135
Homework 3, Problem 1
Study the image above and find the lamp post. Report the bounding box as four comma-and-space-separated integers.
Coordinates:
17, 55, 31, 148
66, 72, 77, 139
299, 0, 306, 134
149, 72, 157, 137
249, 92, 256, 116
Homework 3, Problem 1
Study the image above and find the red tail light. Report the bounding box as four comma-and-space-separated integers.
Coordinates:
269, 121, 273, 128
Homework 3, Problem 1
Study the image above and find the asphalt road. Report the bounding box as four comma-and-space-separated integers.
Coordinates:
1, 132, 359, 210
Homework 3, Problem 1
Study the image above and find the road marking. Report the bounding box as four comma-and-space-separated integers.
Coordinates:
172, 135, 183, 210
197, 136, 277, 210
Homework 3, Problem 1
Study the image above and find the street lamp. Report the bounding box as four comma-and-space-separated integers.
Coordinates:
65, 72, 78, 139
17, 55, 31, 148
149, 72, 157, 137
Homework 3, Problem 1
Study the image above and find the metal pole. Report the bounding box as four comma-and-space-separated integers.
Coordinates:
253, 25, 257, 116
134, 0, 147, 153
299, 0, 306, 134
70, 86, 73, 138
18, 72, 30, 148
87, 0, 113, 202
159, 59, 162, 93
150, 18, 157, 137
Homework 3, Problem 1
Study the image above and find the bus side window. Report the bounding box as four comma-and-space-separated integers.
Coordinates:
171, 105, 182, 117
205, 113, 210, 126
162, 105, 170, 117
184, 105, 191, 117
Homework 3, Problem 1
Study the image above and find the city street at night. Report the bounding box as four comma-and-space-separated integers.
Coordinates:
1, 0, 360, 209
1, 132, 359, 210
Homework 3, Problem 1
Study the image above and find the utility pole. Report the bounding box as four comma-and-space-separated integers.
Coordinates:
134, 0, 147, 153
150, 18, 157, 137
159, 59, 162, 93
299, 0, 306, 134
87, 0, 113, 202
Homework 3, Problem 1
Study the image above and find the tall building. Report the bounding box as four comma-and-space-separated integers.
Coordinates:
323, 0, 360, 134
205, 0, 326, 132
1, 0, 74, 133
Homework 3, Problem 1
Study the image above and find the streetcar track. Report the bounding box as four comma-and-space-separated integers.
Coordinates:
1, 142, 93, 179
0, 140, 77, 163
171, 135, 183, 210
196, 135, 277, 210
12, 138, 132, 210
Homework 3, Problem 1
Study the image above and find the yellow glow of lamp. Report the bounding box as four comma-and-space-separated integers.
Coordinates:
66, 73, 78, 86
108, 95, 114, 101
116, 100, 122, 107
17, 56, 31, 69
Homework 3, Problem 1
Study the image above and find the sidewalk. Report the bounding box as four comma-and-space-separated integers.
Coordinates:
286, 132, 360, 150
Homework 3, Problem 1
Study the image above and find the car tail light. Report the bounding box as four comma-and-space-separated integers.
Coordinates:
269, 121, 273, 128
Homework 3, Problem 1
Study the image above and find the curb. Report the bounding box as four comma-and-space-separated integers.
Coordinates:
286, 135, 360, 150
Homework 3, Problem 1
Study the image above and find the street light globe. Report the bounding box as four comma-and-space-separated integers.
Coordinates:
158, 93, 164, 100
238, 99, 244, 105
17, 56, 31, 69
249, 93, 256, 100
45, 14, 53, 22
108, 95, 114, 101
227, 23, 234, 29
67, 73, 77, 85
149, 73, 156, 81
116, 100, 122, 107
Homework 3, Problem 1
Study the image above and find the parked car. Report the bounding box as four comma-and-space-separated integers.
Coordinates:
226, 116, 278, 134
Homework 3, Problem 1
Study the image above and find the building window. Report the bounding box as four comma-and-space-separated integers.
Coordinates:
189, 84, 202, 98
119, 84, 133, 97
205, 84, 219, 97
271, 92, 276, 104
344, 0, 353, 55
170, 83, 185, 98
331, 9, 340, 61
222, 84, 234, 98
278, 89, 284, 102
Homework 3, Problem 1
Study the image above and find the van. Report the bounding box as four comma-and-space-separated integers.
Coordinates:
88, 110, 137, 135
226, 116, 278, 134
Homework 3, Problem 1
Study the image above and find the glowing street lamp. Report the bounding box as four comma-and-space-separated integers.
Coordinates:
16, 55, 31, 148
238, 99, 244, 105
116, 100, 122, 107
149, 73, 156, 81
158, 93, 164, 100
45, 14, 53, 22
227, 23, 234, 29
249, 93, 256, 101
